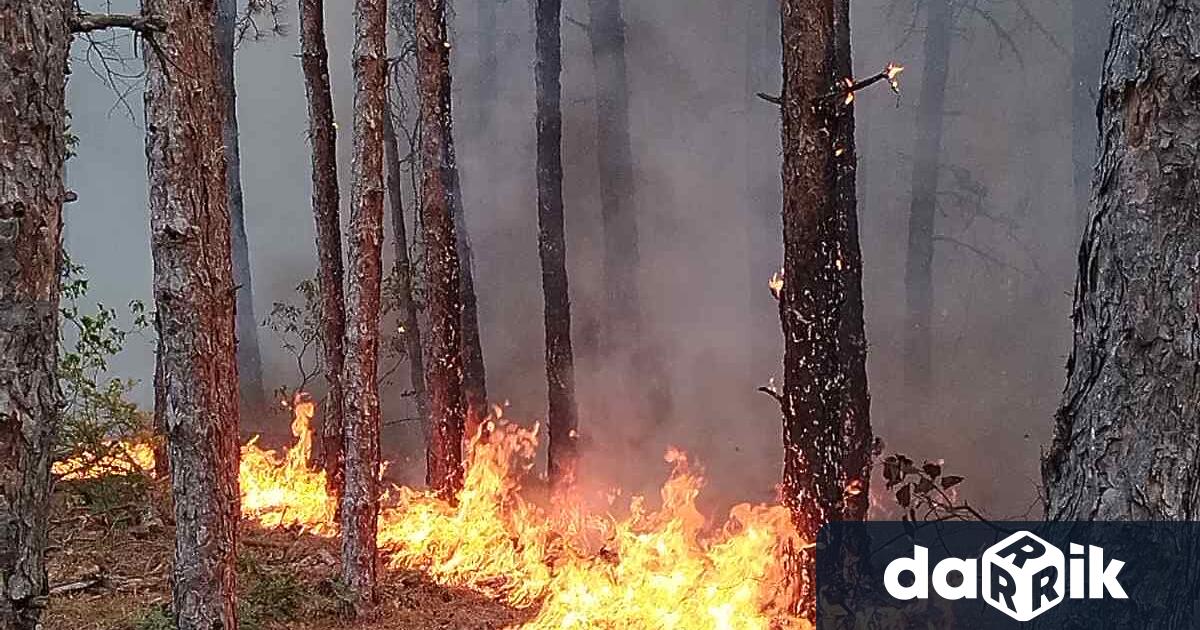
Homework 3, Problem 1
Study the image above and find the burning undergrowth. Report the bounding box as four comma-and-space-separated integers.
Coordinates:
54, 399, 808, 629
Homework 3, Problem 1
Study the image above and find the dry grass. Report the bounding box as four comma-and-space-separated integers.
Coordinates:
42, 476, 527, 630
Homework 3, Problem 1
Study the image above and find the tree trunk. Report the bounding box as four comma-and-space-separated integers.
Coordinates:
1045, 0, 1200, 522
417, 0, 469, 495
299, 0, 347, 502
1070, 0, 1110, 233
778, 0, 866, 612
901, 0, 951, 405
215, 0, 266, 413
535, 0, 580, 490
339, 0, 387, 615
383, 91, 429, 429
142, 1, 242, 627
831, 0, 872, 524
451, 169, 489, 430
0, 4, 68, 628
586, 0, 673, 426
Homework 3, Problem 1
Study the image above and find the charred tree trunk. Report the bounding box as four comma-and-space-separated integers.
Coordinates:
778, 0, 867, 611
142, 1, 242, 627
831, 0, 872, 523
215, 0, 266, 413
417, 0, 469, 495
535, 0, 580, 489
299, 0, 347, 502
1071, 0, 1110, 233
1045, 0, 1200, 522
339, 0, 387, 615
383, 91, 429, 428
452, 170, 489, 431
901, 0, 951, 405
0, 4, 68, 628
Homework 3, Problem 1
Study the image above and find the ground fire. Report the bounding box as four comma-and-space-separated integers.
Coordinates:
53, 399, 810, 629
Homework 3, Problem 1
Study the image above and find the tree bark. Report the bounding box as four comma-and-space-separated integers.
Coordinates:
451, 168, 489, 431
339, 0, 387, 615
383, 93, 429, 429
299, 0, 347, 503
831, 0, 872, 524
215, 0, 266, 413
0, 3, 69, 628
535, 0, 580, 490
141, 0, 242, 627
778, 0, 867, 612
417, 0, 469, 495
1071, 0, 1111, 233
1045, 0, 1200, 522
901, 0, 951, 405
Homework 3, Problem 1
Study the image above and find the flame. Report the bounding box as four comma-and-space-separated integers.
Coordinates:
56, 400, 809, 628
769, 270, 785, 300
53, 441, 157, 480
885, 62, 905, 92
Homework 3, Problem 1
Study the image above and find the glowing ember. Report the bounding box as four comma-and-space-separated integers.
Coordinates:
54, 400, 808, 628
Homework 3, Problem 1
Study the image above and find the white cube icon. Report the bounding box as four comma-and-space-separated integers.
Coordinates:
981, 531, 1065, 621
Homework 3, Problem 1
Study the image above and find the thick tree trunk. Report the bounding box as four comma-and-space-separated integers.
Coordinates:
417, 0, 469, 495
1045, 0, 1200, 522
902, 0, 951, 404
142, 1, 242, 627
778, 0, 867, 611
535, 0, 580, 489
339, 0, 387, 615
452, 170, 489, 431
0, 4, 68, 628
215, 0, 266, 413
831, 0, 872, 524
384, 95, 430, 429
299, 0, 347, 502
1070, 0, 1110, 232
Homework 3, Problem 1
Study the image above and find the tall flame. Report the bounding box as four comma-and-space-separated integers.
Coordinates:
56, 401, 808, 628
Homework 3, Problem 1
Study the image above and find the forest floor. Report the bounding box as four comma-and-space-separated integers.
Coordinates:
43, 475, 529, 630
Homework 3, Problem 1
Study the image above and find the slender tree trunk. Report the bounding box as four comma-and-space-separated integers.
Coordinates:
339, 0, 387, 614
535, 0, 580, 489
831, 0, 872, 523
1045, 0, 1200, 521
778, 0, 866, 612
901, 0, 951, 408
1070, 0, 1110, 233
142, 1, 241, 627
0, 4, 68, 628
586, 0, 673, 425
383, 92, 429, 428
451, 169, 489, 430
215, 0, 266, 413
417, 0, 469, 495
299, 0, 347, 501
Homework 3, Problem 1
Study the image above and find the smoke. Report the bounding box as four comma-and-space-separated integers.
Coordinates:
66, 0, 1084, 517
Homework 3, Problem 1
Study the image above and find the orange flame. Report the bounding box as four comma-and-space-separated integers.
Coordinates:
56, 400, 809, 628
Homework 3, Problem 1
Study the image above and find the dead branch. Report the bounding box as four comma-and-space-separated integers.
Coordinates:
757, 62, 904, 107
70, 12, 165, 34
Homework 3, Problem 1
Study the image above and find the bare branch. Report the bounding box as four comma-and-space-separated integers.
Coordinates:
70, 12, 165, 34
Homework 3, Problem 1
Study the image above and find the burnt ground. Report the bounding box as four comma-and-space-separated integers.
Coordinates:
42, 475, 530, 630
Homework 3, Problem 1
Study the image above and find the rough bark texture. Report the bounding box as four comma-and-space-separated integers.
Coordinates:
215, 0, 266, 413
451, 165, 489, 431
902, 0, 951, 403
535, 0, 580, 490
417, 0, 468, 495
339, 0, 387, 615
1071, 0, 1111, 232
830, 0, 872, 524
778, 0, 868, 611
1045, 0, 1200, 523
142, 0, 242, 627
299, 0, 347, 502
383, 95, 429, 429
0, 3, 68, 628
